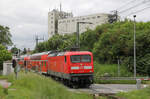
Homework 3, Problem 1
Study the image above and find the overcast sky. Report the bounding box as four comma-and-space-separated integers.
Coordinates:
0, 0, 150, 50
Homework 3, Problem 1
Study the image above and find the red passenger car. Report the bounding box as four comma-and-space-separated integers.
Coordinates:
29, 52, 50, 73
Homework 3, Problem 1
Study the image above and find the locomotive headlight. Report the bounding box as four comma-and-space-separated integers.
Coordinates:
84, 66, 92, 69
71, 66, 79, 70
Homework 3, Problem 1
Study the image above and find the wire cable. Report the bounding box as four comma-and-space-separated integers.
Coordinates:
125, 6, 150, 17
116, 0, 137, 11
119, 0, 150, 14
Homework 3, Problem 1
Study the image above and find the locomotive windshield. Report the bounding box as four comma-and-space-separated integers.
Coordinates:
71, 55, 91, 63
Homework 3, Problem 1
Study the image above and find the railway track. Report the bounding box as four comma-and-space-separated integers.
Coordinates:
96, 77, 150, 81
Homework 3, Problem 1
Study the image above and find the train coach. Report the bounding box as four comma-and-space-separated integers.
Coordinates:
18, 51, 94, 88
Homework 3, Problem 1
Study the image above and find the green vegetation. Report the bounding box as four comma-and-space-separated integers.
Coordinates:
0, 25, 12, 46
0, 72, 93, 99
94, 62, 136, 84
92, 21, 150, 76
0, 25, 12, 70
0, 76, 7, 80
117, 87, 150, 99
10, 46, 19, 55
34, 34, 76, 53
94, 62, 132, 77
0, 44, 12, 70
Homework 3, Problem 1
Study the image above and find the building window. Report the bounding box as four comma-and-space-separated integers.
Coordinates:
51, 13, 53, 15
51, 17, 53, 19
97, 16, 101, 18
51, 21, 53, 23
72, 19, 74, 22
67, 20, 70, 22
92, 17, 95, 19
87, 17, 90, 20
82, 18, 85, 20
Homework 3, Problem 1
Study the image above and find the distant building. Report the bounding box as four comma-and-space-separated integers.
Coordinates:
48, 9, 110, 38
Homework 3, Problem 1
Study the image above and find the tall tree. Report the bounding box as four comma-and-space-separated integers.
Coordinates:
11, 46, 19, 55
0, 44, 12, 70
0, 25, 13, 46
22, 48, 27, 54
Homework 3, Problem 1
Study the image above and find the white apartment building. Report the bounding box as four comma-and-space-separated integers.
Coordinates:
48, 9, 110, 38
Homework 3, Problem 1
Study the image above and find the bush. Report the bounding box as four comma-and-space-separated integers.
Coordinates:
0, 44, 12, 70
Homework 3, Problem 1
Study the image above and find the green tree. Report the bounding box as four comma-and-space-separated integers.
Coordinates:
34, 34, 76, 53
0, 25, 13, 46
0, 44, 12, 70
92, 20, 150, 75
11, 46, 19, 55
35, 42, 47, 52
22, 48, 27, 54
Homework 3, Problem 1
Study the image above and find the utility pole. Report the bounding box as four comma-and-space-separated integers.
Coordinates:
108, 10, 118, 23
35, 35, 44, 47
117, 56, 120, 77
76, 22, 92, 50
133, 15, 136, 78
76, 22, 80, 49
115, 10, 118, 21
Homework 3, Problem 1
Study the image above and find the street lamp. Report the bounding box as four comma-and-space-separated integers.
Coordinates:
76, 22, 93, 50
133, 15, 136, 78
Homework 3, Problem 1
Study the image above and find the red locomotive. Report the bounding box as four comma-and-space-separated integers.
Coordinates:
18, 51, 94, 88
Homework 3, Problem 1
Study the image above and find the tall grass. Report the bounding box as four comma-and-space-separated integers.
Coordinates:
94, 62, 134, 84
94, 62, 133, 77
117, 87, 150, 99
1, 72, 93, 99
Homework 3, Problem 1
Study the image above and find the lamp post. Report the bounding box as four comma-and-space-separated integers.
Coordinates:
133, 15, 136, 78
76, 22, 92, 50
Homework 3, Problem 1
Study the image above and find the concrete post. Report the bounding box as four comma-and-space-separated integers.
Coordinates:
3, 61, 14, 75
136, 79, 141, 89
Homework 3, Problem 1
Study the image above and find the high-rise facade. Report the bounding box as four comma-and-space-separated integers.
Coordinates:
48, 9, 110, 38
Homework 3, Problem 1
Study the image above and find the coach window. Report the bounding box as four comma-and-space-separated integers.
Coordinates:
45, 61, 46, 67
65, 56, 67, 63
41, 61, 43, 66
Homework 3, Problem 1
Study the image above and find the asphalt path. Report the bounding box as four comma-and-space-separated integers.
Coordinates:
0, 80, 11, 88
68, 84, 149, 94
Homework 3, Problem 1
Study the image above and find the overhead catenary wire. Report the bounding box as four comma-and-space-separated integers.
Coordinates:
119, 0, 150, 14
125, 6, 150, 17
116, 0, 137, 11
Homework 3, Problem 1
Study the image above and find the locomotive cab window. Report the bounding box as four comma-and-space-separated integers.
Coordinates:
71, 55, 91, 63
81, 55, 91, 62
